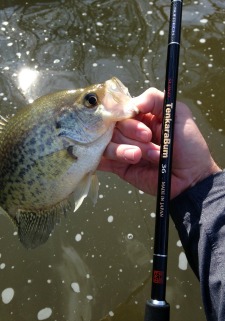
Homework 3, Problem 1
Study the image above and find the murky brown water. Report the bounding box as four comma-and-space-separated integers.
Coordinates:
0, 1, 224, 320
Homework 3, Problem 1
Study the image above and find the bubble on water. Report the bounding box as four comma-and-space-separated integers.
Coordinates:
53, 59, 60, 64
159, 30, 164, 36
199, 38, 206, 43
109, 311, 114, 317
178, 252, 188, 270
96, 22, 103, 27
200, 18, 208, 24
107, 215, 114, 223
1, 288, 14, 304
176, 240, 182, 247
86, 295, 93, 300
150, 212, 156, 218
37, 307, 52, 320
75, 234, 82, 242
0, 263, 6, 269
92, 63, 98, 67
127, 233, 133, 240
71, 282, 80, 293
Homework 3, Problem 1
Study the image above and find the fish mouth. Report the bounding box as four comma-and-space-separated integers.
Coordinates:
105, 77, 139, 114
108, 77, 131, 98
102, 77, 139, 121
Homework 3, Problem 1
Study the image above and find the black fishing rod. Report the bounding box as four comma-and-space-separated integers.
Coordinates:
144, 1, 183, 320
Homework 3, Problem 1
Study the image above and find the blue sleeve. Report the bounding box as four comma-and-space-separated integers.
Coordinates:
170, 170, 225, 321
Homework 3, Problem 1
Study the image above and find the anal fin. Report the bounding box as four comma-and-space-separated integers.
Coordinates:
16, 201, 70, 249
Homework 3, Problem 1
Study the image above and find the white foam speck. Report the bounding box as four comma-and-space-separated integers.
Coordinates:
200, 18, 208, 24
127, 233, 133, 240
37, 307, 52, 320
107, 215, 114, 223
178, 252, 188, 270
159, 30, 164, 36
53, 59, 60, 64
176, 240, 182, 247
92, 63, 98, 67
199, 38, 206, 43
109, 311, 114, 317
71, 282, 80, 293
150, 212, 156, 218
86, 295, 93, 300
96, 22, 103, 27
1, 288, 14, 304
75, 234, 82, 242
0, 263, 6, 269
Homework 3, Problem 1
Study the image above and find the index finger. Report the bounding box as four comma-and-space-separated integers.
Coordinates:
132, 87, 164, 118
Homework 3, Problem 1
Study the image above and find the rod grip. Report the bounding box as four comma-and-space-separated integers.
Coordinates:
144, 300, 170, 321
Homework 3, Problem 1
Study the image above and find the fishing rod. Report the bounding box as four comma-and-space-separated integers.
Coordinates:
144, 0, 183, 320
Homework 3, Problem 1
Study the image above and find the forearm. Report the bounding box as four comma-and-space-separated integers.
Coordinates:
170, 170, 225, 321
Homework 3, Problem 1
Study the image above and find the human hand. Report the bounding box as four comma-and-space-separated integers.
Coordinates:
98, 88, 221, 199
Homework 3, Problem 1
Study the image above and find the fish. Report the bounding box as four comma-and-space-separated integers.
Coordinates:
0, 77, 138, 249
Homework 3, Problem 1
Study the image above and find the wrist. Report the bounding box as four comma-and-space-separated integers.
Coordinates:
191, 161, 222, 188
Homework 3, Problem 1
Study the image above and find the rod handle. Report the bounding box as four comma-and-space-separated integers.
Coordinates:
144, 300, 170, 321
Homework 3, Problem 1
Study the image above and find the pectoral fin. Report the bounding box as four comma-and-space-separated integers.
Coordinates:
73, 173, 99, 212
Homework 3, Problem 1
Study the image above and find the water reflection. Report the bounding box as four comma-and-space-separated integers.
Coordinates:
0, 1, 225, 320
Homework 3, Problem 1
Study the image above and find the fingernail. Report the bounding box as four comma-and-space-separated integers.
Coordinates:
136, 130, 149, 142
123, 149, 136, 161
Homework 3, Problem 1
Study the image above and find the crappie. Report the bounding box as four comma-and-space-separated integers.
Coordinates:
0, 77, 138, 249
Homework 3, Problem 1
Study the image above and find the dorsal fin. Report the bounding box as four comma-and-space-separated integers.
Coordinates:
0, 115, 8, 133
16, 201, 70, 249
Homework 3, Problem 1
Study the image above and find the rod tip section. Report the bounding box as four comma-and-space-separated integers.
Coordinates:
144, 300, 170, 321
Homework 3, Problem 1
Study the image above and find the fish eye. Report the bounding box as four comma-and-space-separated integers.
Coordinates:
84, 93, 98, 108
